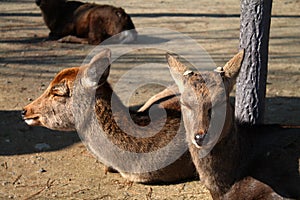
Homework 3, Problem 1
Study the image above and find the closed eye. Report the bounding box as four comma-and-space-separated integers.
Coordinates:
51, 84, 70, 97
52, 92, 68, 97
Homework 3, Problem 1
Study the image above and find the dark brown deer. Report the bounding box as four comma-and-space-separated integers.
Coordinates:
36, 0, 137, 44
167, 50, 300, 199
22, 48, 196, 183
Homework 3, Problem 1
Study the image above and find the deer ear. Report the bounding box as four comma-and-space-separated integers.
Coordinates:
218, 49, 244, 92
82, 48, 111, 88
166, 53, 189, 93
223, 49, 244, 79
166, 53, 188, 73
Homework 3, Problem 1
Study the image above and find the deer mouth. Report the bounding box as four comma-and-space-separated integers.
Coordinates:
23, 116, 40, 126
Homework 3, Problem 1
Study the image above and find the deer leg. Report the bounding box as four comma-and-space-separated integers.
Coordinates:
58, 35, 89, 44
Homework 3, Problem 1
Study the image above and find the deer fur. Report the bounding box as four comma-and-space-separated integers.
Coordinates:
167, 50, 300, 199
35, 0, 137, 44
22, 49, 196, 183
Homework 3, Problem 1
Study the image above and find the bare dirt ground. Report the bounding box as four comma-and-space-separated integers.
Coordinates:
0, 0, 299, 199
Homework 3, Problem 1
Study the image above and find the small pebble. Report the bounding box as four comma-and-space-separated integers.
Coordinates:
39, 168, 47, 173
2, 181, 10, 186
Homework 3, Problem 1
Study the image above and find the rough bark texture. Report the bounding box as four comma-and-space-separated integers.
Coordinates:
235, 0, 272, 124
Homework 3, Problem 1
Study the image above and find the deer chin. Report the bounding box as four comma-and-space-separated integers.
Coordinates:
192, 139, 216, 151
23, 113, 76, 131
44, 117, 76, 132
192, 140, 202, 149
192, 141, 210, 150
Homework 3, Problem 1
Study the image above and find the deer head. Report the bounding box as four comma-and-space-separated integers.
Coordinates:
167, 50, 244, 150
22, 48, 111, 131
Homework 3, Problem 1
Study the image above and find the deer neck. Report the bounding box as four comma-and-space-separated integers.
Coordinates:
94, 82, 133, 149
190, 103, 240, 198
94, 81, 180, 153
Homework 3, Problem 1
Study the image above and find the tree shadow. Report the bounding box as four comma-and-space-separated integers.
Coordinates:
0, 96, 299, 159
265, 96, 300, 125
0, 36, 48, 44
133, 35, 170, 45
130, 13, 300, 18
246, 124, 300, 198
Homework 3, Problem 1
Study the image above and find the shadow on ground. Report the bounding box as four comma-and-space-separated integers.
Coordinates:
265, 96, 300, 125
0, 96, 299, 156
0, 110, 80, 155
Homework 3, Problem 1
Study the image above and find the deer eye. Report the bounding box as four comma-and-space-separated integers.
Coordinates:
51, 84, 70, 97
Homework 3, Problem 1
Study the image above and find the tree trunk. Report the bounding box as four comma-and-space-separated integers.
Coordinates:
235, 0, 273, 124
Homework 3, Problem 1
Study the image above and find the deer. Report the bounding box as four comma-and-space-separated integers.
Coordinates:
166, 50, 300, 199
35, 0, 137, 44
22, 48, 196, 183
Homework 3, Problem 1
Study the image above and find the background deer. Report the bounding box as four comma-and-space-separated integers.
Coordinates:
167, 51, 300, 199
36, 0, 137, 44
22, 48, 196, 183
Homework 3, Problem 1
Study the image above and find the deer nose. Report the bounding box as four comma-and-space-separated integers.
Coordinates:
21, 109, 27, 118
194, 131, 206, 146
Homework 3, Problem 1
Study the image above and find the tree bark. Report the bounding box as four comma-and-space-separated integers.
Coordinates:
235, 0, 273, 124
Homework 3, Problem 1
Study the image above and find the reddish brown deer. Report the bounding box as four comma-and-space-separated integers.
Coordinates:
22, 48, 196, 183
167, 51, 300, 199
36, 0, 137, 44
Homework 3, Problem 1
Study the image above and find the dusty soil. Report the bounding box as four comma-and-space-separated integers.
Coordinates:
0, 0, 299, 199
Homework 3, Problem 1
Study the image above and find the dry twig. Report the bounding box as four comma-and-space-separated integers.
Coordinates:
12, 174, 22, 185
146, 187, 153, 200
24, 179, 55, 200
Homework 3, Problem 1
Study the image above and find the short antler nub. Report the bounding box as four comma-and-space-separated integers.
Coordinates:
214, 66, 225, 76
183, 70, 194, 76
